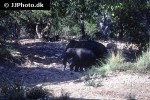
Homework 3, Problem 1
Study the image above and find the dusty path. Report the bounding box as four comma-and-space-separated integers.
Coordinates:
0, 39, 150, 100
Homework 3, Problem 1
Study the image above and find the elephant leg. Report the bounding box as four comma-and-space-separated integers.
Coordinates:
74, 66, 80, 72
63, 54, 68, 70
79, 66, 84, 72
69, 61, 75, 71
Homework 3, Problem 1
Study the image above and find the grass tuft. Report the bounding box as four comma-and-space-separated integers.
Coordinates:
135, 45, 150, 72
26, 86, 52, 99
88, 50, 134, 76
88, 43, 150, 76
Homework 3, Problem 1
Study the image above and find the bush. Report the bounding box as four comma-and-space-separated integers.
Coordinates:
85, 79, 103, 87
111, 3, 150, 49
1, 79, 26, 100
87, 43, 150, 76
84, 21, 97, 37
135, 45, 150, 72
0, 77, 72, 100
26, 86, 53, 99
0, 76, 54, 100
0, 48, 12, 59
0, 47, 22, 67
88, 51, 132, 76
87, 66, 107, 77
106, 51, 125, 71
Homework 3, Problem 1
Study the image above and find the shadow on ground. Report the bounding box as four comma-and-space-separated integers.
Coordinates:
11, 41, 67, 65
0, 64, 86, 87
0, 40, 85, 87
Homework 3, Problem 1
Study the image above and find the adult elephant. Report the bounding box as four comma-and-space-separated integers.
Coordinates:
63, 40, 108, 71
64, 40, 108, 59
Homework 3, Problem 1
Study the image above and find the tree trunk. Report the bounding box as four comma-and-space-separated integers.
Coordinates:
36, 23, 42, 39
36, 23, 51, 39
80, 14, 86, 38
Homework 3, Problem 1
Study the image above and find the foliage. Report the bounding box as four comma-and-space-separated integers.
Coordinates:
0, 78, 26, 100
0, 1, 149, 48
85, 21, 97, 37
135, 44, 150, 72
0, 46, 23, 67
26, 86, 52, 99
85, 79, 103, 87
88, 66, 107, 77
109, 0, 150, 48
0, 48, 12, 59
88, 43, 150, 76
1, 77, 72, 100
88, 51, 131, 76
106, 51, 126, 71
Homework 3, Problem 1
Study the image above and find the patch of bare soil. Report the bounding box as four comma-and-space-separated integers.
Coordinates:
0, 39, 150, 100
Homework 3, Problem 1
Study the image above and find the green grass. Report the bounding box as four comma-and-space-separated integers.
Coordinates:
88, 51, 128, 76
135, 45, 150, 72
88, 45, 150, 76
85, 79, 103, 87
105, 51, 125, 72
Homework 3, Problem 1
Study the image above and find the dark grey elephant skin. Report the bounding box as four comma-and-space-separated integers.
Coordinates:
65, 40, 108, 59
63, 48, 96, 71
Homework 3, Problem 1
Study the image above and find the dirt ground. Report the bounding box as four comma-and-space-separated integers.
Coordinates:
0, 39, 150, 100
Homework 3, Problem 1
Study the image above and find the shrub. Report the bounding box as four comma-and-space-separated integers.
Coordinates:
85, 79, 103, 87
87, 43, 150, 76
26, 86, 53, 99
1, 79, 26, 100
135, 45, 150, 72
87, 66, 107, 77
84, 21, 97, 37
0, 48, 12, 59
0, 76, 53, 100
107, 51, 126, 71
88, 51, 131, 76
0, 47, 22, 67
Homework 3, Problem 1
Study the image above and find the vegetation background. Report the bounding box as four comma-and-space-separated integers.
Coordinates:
0, 0, 150, 100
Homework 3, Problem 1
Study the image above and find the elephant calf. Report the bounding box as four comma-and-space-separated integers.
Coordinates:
63, 48, 96, 72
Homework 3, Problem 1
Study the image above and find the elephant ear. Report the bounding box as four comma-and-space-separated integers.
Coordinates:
66, 39, 77, 49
